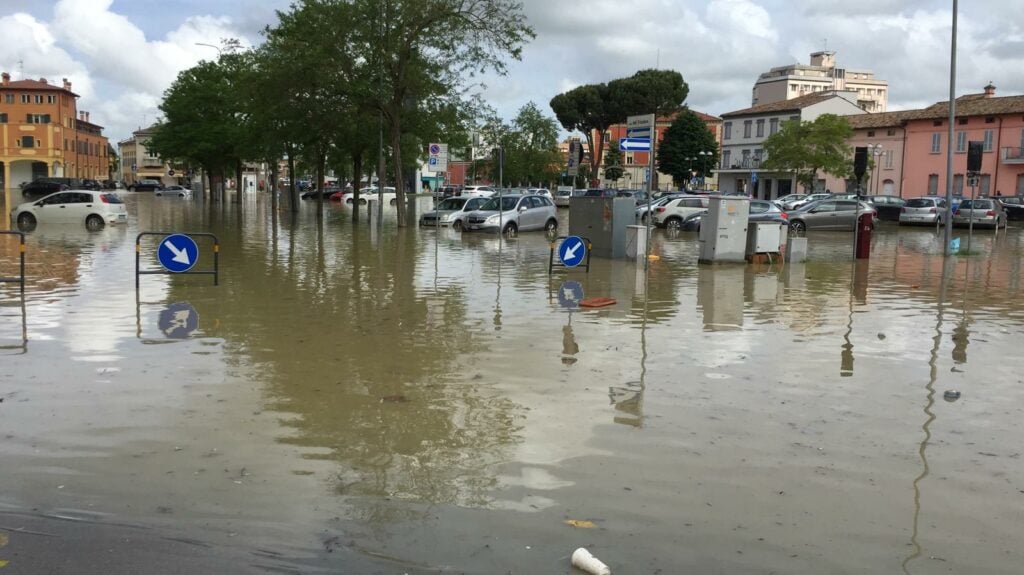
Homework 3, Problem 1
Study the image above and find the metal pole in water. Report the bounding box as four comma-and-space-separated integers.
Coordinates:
943, 0, 958, 256
645, 113, 655, 269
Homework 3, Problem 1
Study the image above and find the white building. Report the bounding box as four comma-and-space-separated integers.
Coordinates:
716, 91, 866, 199
752, 51, 889, 113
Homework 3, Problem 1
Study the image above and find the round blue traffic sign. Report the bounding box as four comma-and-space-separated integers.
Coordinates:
158, 234, 199, 273
557, 280, 584, 309
158, 301, 199, 339
558, 236, 587, 268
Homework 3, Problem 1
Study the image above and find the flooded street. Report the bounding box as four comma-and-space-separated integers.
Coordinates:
1, 192, 1023, 574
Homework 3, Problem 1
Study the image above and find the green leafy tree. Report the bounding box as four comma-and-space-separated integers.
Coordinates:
657, 110, 718, 187
603, 142, 624, 185
550, 69, 687, 184
761, 114, 854, 192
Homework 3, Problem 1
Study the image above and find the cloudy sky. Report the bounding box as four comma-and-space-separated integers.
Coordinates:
1, 0, 1021, 143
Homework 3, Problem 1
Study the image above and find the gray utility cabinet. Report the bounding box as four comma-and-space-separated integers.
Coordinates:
569, 197, 636, 259
699, 196, 750, 263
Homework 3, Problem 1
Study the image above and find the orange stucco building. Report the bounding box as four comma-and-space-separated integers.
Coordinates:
0, 72, 110, 207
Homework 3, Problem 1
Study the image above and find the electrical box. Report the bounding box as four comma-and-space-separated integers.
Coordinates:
746, 222, 787, 258
699, 196, 750, 263
569, 197, 635, 259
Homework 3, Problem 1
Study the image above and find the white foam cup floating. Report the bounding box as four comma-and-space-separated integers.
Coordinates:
571, 547, 611, 575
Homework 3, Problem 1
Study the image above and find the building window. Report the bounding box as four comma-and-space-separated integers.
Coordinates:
956, 131, 966, 153
756, 119, 764, 137
34, 94, 43, 104
741, 149, 751, 166
790, 115, 799, 122
769, 118, 779, 135
743, 120, 752, 138
3, 94, 12, 104
20, 94, 29, 103
958, 118, 968, 126
722, 150, 731, 168
931, 133, 941, 154
21, 136, 34, 148
885, 150, 894, 169
887, 129, 896, 136
724, 122, 732, 140
0, 113, 6, 123
933, 120, 943, 127
790, 85, 798, 92
867, 131, 875, 137
47, 95, 56, 104
753, 149, 763, 164
985, 117, 995, 124
64, 138, 68, 151
983, 130, 994, 151
26, 114, 50, 124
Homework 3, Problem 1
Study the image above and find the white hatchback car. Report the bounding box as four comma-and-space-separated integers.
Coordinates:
11, 190, 127, 231
154, 185, 192, 198
460, 185, 497, 198
652, 195, 710, 229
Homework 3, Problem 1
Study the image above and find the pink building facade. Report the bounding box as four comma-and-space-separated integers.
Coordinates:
823, 112, 909, 196
902, 88, 1024, 198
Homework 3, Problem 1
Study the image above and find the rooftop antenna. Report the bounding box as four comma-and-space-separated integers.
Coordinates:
18, 59, 24, 79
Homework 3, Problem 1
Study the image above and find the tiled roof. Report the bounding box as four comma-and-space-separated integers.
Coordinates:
904, 94, 1024, 120
720, 92, 836, 118
659, 109, 721, 123
846, 111, 916, 129
3, 79, 78, 96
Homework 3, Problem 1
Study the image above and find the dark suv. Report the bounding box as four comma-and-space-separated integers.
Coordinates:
21, 180, 69, 199
128, 179, 163, 192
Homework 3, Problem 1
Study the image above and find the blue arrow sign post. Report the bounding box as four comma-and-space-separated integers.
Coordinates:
557, 280, 585, 309
558, 235, 587, 268
619, 137, 651, 152
158, 234, 199, 273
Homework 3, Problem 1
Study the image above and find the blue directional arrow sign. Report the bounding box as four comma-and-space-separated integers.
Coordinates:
158, 234, 199, 273
557, 280, 584, 309
558, 235, 587, 268
158, 301, 199, 339
619, 137, 651, 151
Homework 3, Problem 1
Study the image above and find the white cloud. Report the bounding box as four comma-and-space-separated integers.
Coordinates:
0, 12, 95, 99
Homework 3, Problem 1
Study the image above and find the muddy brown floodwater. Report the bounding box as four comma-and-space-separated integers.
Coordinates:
0, 192, 1023, 574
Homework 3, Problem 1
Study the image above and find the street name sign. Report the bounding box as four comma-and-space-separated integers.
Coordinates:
627, 114, 655, 139
158, 234, 199, 273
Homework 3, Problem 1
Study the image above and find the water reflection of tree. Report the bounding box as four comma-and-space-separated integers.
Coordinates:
178, 215, 524, 523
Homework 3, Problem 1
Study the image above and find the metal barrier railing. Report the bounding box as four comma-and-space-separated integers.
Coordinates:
135, 232, 220, 290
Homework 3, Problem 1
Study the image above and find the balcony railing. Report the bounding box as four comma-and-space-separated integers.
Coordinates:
720, 158, 764, 170
1002, 147, 1024, 164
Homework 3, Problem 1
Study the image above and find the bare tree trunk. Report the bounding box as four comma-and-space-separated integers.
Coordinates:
315, 148, 326, 215
351, 151, 363, 222
270, 160, 279, 212
235, 160, 243, 204
391, 120, 406, 227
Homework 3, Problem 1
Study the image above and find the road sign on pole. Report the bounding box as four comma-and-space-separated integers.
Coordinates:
618, 138, 651, 151
627, 114, 654, 139
558, 235, 587, 268
428, 143, 448, 172
157, 234, 199, 273
567, 140, 582, 177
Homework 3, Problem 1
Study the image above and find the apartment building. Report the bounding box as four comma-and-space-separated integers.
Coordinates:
118, 125, 187, 187
0, 72, 110, 205
752, 51, 889, 113
717, 91, 866, 199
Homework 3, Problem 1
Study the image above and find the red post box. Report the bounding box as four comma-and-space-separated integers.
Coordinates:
855, 213, 873, 259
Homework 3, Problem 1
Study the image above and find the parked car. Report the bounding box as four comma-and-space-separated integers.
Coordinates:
341, 187, 397, 205
861, 195, 906, 221
554, 188, 585, 207
999, 196, 1024, 221
20, 180, 69, 199
775, 193, 807, 210
636, 194, 685, 223
154, 185, 192, 198
952, 198, 1008, 229
419, 196, 489, 230
462, 194, 558, 235
678, 200, 788, 232
787, 199, 876, 232
461, 185, 497, 198
11, 190, 127, 231
526, 188, 552, 198
434, 185, 462, 199
128, 179, 163, 192
652, 195, 711, 229
898, 197, 948, 226
787, 192, 833, 210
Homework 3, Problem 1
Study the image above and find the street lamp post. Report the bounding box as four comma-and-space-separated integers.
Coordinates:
867, 144, 884, 195
194, 42, 223, 57
699, 151, 712, 190
685, 156, 696, 189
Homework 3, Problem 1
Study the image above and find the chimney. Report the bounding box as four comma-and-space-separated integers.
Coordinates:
1, 72, 9, 86
63, 78, 71, 90
84, 111, 90, 123
79, 111, 85, 121
39, 77, 48, 84
984, 82, 996, 98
